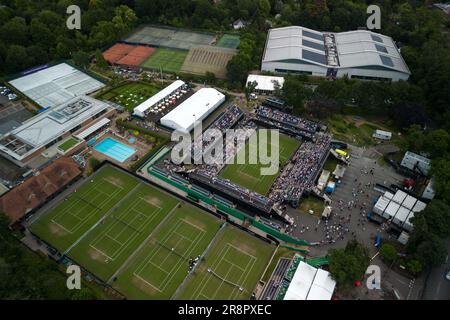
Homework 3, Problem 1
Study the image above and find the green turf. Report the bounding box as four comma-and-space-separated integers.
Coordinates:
141, 48, 188, 73
58, 138, 79, 152
30, 166, 140, 253
219, 132, 301, 195
97, 82, 161, 112
67, 183, 180, 282
216, 34, 240, 49
113, 204, 222, 299
178, 226, 275, 300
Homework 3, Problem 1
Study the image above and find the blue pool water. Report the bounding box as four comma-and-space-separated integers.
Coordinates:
94, 137, 136, 163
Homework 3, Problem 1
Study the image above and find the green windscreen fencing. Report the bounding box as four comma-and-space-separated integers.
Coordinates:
147, 167, 311, 248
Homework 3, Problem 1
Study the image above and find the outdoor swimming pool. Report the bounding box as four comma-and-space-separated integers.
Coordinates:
94, 137, 136, 163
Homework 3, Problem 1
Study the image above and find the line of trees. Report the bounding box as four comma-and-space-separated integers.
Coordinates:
0, 0, 137, 74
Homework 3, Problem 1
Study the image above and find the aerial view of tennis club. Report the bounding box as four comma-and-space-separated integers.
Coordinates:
0, 0, 449, 305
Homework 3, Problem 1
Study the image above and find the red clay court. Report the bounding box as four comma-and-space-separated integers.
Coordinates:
103, 43, 156, 67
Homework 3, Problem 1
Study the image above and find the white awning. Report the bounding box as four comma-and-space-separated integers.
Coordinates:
133, 80, 185, 117
75, 118, 110, 140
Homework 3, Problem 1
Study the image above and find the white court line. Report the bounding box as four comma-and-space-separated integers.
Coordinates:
90, 196, 161, 261
89, 244, 114, 261
195, 243, 257, 300
53, 183, 122, 234
133, 274, 162, 293
134, 219, 206, 293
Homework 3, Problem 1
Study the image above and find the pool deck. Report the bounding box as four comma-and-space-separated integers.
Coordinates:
89, 133, 152, 168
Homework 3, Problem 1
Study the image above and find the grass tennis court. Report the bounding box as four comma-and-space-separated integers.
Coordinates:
67, 182, 179, 282
220, 132, 301, 195
113, 204, 222, 299
179, 226, 274, 300
97, 82, 161, 111
30, 166, 140, 253
216, 34, 240, 49
140, 48, 188, 73
31, 164, 276, 299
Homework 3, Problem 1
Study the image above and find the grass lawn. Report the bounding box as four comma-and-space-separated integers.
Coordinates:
298, 196, 325, 217
178, 226, 275, 300
58, 137, 80, 152
323, 156, 339, 172
30, 165, 140, 253
67, 182, 180, 282
326, 114, 405, 148
97, 82, 161, 112
219, 132, 300, 195
113, 204, 222, 299
141, 48, 188, 73
216, 34, 240, 49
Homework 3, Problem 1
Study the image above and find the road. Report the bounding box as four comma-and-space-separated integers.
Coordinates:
422, 238, 450, 300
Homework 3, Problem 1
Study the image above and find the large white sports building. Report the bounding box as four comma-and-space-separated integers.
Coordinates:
261, 26, 411, 81
160, 88, 225, 132
9, 63, 105, 108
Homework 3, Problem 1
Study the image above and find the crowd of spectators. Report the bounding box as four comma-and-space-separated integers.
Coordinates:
255, 105, 319, 133
269, 133, 331, 204
192, 105, 243, 162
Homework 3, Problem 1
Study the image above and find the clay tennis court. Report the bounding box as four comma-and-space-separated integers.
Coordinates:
103, 44, 156, 67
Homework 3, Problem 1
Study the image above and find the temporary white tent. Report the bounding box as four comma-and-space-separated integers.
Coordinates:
160, 88, 225, 132
133, 80, 185, 117
284, 262, 336, 300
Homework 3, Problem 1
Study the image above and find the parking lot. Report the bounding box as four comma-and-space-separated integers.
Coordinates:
286, 144, 422, 299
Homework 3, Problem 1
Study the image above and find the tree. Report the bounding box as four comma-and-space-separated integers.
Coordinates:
281, 76, 313, 114
328, 240, 370, 286
89, 157, 102, 172
5, 45, 29, 73
244, 80, 257, 101
391, 101, 428, 128
95, 49, 109, 69
205, 72, 217, 85
406, 259, 422, 276
380, 243, 397, 264
72, 50, 91, 68
430, 158, 450, 203
414, 234, 447, 268
410, 200, 450, 239
305, 95, 339, 119
226, 54, 251, 86
0, 17, 28, 45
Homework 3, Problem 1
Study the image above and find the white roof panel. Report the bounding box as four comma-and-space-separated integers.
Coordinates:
246, 74, 284, 91
385, 202, 400, 218
75, 118, 110, 140
307, 269, 336, 300
403, 195, 417, 210
284, 262, 335, 300
412, 200, 426, 213
263, 27, 410, 75
133, 80, 185, 115
393, 190, 408, 204
160, 88, 225, 132
9, 63, 105, 108
284, 261, 316, 300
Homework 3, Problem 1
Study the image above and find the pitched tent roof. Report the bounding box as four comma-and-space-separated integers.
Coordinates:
0, 157, 81, 224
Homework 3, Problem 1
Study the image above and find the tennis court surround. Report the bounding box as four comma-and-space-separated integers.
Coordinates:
30, 164, 275, 299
